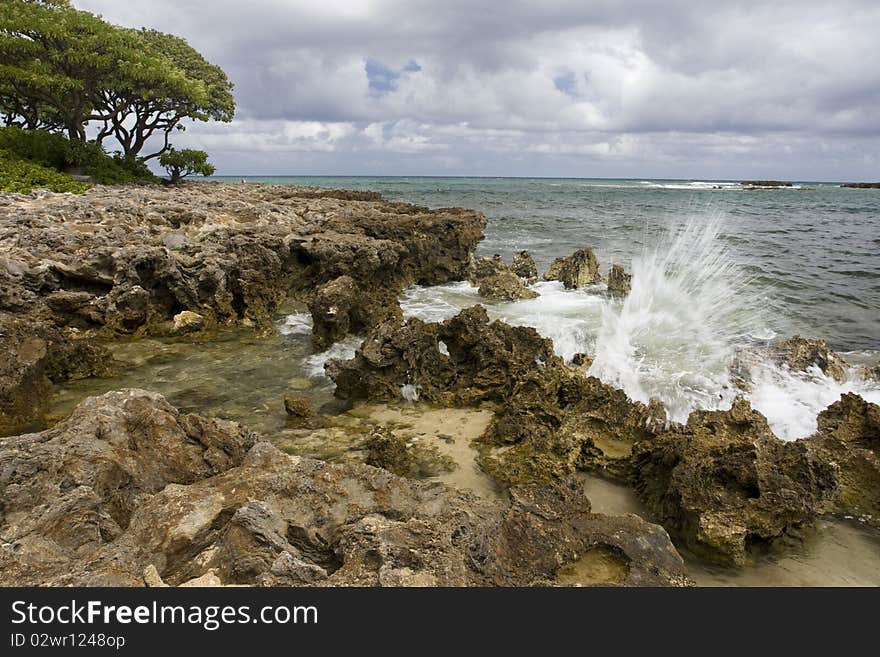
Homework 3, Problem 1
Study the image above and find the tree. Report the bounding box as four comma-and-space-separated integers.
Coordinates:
0, 1, 135, 140
0, 1, 235, 160
159, 148, 215, 182
94, 29, 235, 161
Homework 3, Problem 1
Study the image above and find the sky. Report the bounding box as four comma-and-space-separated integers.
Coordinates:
75, 0, 880, 180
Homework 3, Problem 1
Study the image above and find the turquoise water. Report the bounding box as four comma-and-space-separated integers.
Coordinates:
212, 176, 879, 352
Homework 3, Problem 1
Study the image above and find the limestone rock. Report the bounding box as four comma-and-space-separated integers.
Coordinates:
171, 310, 206, 335
631, 398, 838, 566
0, 391, 691, 587
469, 255, 538, 301
543, 248, 601, 288
607, 264, 632, 296
774, 336, 849, 382
807, 393, 880, 526
511, 250, 538, 283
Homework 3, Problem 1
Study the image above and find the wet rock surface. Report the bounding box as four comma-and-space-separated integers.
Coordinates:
0, 390, 690, 587
511, 250, 538, 283
468, 255, 538, 301
808, 393, 880, 527
607, 264, 632, 296
543, 248, 601, 288
631, 398, 838, 566
774, 336, 849, 382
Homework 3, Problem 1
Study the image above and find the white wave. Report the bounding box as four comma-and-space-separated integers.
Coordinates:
302, 336, 363, 379
588, 216, 762, 422
278, 312, 313, 336
746, 363, 880, 441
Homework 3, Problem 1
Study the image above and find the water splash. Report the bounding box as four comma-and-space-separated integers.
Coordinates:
588, 216, 762, 422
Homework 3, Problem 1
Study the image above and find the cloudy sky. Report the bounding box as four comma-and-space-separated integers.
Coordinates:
76, 0, 880, 180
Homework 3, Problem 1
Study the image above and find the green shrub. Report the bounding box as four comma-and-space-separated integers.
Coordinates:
0, 127, 158, 185
0, 150, 92, 194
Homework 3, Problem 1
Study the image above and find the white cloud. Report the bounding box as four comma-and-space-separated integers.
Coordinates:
74, 0, 880, 178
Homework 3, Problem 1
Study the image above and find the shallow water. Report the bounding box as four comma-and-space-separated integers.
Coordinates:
576, 473, 880, 587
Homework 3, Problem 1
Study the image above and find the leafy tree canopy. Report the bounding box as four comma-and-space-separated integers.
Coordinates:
159, 148, 215, 182
0, 0, 234, 161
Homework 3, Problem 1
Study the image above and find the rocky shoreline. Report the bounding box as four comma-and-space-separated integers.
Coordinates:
1, 183, 878, 586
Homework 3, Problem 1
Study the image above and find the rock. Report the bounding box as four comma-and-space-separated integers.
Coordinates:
840, 182, 880, 189
607, 264, 632, 296
469, 256, 538, 301
739, 180, 793, 188
807, 393, 880, 526
143, 565, 168, 587
171, 310, 206, 335
543, 248, 601, 288
0, 182, 484, 342
328, 305, 560, 407
328, 306, 660, 488
308, 275, 400, 349
0, 313, 111, 435
0, 391, 691, 586
774, 336, 849, 382
363, 428, 454, 479
283, 396, 313, 420
511, 250, 538, 283
571, 352, 593, 370
631, 398, 838, 566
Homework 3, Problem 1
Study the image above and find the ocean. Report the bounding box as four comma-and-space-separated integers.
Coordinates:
216, 176, 880, 441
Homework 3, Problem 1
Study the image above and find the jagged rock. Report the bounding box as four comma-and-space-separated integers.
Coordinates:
171, 310, 205, 335
0, 183, 484, 341
570, 352, 593, 371
479, 375, 665, 487
774, 336, 849, 382
1, 183, 484, 418
469, 255, 538, 301
283, 395, 314, 424
0, 391, 691, 586
363, 428, 455, 479
631, 398, 838, 566
0, 313, 111, 435
607, 264, 632, 296
807, 393, 880, 526
543, 248, 601, 288
328, 305, 559, 406
511, 250, 538, 283
328, 306, 661, 488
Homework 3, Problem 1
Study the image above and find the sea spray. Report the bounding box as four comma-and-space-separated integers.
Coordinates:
588, 216, 763, 422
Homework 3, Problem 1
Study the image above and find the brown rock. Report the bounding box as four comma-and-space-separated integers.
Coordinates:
774, 336, 849, 382
607, 264, 632, 296
0, 391, 691, 586
807, 393, 880, 526
543, 248, 601, 288
511, 250, 538, 283
469, 256, 538, 301
631, 398, 838, 566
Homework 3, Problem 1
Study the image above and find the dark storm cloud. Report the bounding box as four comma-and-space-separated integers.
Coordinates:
76, 0, 880, 178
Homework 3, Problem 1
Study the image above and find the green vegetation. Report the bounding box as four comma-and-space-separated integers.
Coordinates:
0, 126, 156, 186
159, 149, 215, 182
0, 149, 91, 194
0, 0, 234, 191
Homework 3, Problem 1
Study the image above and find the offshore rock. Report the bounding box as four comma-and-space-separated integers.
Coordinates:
774, 336, 849, 382
0, 391, 691, 586
808, 393, 880, 527
511, 250, 538, 283
607, 264, 632, 296
543, 248, 601, 288
469, 255, 538, 301
631, 398, 838, 566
